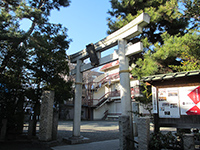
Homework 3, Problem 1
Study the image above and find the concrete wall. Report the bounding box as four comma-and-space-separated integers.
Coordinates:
59, 105, 89, 120
93, 103, 109, 119
93, 100, 121, 120
115, 101, 122, 113
93, 85, 106, 101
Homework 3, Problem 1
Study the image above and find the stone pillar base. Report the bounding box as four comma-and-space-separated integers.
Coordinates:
183, 133, 195, 150
119, 115, 132, 150
138, 117, 150, 150
63, 136, 90, 145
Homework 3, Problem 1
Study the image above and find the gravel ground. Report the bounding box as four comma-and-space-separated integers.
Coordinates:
0, 120, 119, 150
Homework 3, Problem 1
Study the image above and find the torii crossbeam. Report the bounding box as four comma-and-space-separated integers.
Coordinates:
67, 13, 150, 148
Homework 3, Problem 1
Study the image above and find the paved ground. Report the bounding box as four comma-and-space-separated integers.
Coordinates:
57, 120, 119, 143
0, 120, 119, 150
0, 120, 178, 150
51, 139, 119, 150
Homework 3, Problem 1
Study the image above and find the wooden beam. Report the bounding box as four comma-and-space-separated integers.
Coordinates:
69, 13, 150, 63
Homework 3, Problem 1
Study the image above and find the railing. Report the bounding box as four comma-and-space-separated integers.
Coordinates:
86, 86, 140, 107
87, 72, 120, 90
102, 110, 109, 120
87, 90, 120, 107
65, 87, 140, 106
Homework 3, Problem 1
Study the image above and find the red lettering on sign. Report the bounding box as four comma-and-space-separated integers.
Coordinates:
186, 105, 200, 115
187, 86, 200, 104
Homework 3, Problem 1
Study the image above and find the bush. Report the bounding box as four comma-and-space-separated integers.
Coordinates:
149, 131, 183, 150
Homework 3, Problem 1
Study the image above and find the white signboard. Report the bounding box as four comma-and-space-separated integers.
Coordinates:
154, 86, 200, 118
152, 86, 157, 113
158, 88, 180, 118
179, 86, 200, 115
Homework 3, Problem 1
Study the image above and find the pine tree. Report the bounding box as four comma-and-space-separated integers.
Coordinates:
107, 0, 200, 115
0, 0, 72, 135
107, 0, 199, 77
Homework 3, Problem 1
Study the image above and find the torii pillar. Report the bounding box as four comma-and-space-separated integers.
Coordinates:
65, 59, 90, 144
118, 39, 133, 150
118, 39, 131, 116
73, 59, 83, 137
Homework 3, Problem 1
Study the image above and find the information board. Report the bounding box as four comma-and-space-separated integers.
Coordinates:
158, 88, 180, 118
155, 86, 200, 118
179, 86, 200, 115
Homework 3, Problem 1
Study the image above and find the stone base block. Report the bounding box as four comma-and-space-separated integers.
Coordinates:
63, 136, 90, 145
183, 133, 195, 150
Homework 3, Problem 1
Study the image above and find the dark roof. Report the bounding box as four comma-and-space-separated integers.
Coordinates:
141, 70, 200, 82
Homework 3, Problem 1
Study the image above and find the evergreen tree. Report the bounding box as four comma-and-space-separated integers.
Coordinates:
181, 0, 200, 30
0, 0, 72, 135
107, 0, 199, 77
107, 0, 200, 114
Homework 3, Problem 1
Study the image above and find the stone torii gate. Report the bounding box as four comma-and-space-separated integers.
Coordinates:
68, 13, 150, 148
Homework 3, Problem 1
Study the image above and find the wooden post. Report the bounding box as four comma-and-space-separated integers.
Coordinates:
0, 119, 7, 140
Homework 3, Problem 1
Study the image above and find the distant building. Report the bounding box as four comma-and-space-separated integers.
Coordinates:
85, 60, 140, 120
59, 62, 103, 120
60, 61, 150, 120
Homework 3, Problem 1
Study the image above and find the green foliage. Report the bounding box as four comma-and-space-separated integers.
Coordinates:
149, 131, 183, 150
108, 0, 188, 43
133, 82, 153, 116
108, 0, 199, 77
131, 51, 158, 78
0, 0, 72, 134
180, 0, 200, 30
167, 30, 200, 71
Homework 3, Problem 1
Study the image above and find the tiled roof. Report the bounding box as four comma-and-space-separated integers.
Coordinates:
141, 70, 200, 82
100, 60, 119, 72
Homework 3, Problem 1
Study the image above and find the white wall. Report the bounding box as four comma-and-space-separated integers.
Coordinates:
130, 79, 139, 87
93, 104, 108, 120
93, 101, 122, 120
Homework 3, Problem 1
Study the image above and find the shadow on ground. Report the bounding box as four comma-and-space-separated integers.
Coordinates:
0, 121, 119, 150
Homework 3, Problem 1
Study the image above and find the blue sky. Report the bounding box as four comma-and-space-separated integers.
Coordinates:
49, 0, 112, 56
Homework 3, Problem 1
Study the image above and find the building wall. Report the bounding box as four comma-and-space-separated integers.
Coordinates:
93, 100, 122, 120
93, 86, 107, 105
91, 60, 152, 120
93, 104, 109, 120
115, 100, 122, 113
